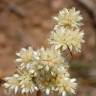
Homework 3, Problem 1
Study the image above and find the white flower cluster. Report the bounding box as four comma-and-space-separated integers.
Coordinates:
53, 8, 83, 28
49, 26, 84, 52
3, 7, 84, 96
49, 8, 84, 53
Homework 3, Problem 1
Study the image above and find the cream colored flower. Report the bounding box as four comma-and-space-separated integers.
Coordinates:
3, 74, 20, 94
54, 8, 83, 28
53, 64, 69, 77
18, 69, 38, 94
3, 69, 38, 94
35, 50, 69, 95
49, 27, 84, 52
36, 66, 58, 95
16, 47, 33, 64
16, 47, 39, 68
38, 47, 65, 69
56, 75, 77, 96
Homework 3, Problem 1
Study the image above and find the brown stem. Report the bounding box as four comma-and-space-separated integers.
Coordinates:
36, 90, 42, 96
0, 78, 6, 86
66, 45, 73, 58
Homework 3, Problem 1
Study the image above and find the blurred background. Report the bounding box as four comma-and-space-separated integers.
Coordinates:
0, 0, 96, 96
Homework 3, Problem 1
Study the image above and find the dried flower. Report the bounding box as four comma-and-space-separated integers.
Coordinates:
49, 27, 84, 52
54, 8, 83, 28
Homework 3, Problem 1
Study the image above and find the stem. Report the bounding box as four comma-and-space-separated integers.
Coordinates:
37, 90, 42, 96
0, 78, 5, 86
66, 45, 73, 58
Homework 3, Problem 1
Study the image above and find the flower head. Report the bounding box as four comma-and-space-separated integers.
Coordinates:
56, 75, 77, 96
3, 69, 38, 94
54, 8, 83, 28
35, 47, 69, 95
38, 47, 65, 69
16, 47, 33, 64
16, 47, 39, 68
49, 27, 84, 53
36, 67, 57, 95
3, 74, 20, 94
18, 69, 38, 94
